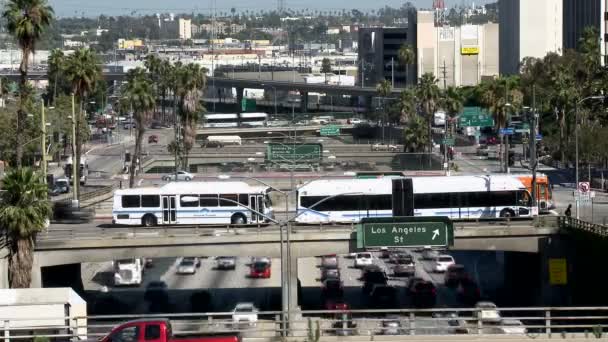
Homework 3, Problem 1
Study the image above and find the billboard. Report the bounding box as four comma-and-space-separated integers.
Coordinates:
461, 46, 480, 55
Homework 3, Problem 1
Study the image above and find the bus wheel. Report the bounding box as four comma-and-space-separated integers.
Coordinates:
231, 214, 246, 225
499, 209, 515, 218
142, 214, 157, 227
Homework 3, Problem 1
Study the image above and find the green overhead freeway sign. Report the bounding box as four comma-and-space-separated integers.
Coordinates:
357, 216, 454, 248
266, 143, 322, 163
320, 125, 340, 136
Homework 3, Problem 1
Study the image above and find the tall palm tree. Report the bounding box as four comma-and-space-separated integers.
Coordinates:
158, 59, 173, 125
403, 115, 427, 153
398, 43, 415, 86
0, 76, 12, 107
3, 0, 54, 167
416, 73, 440, 152
1, 168, 52, 288
47, 48, 64, 105
64, 48, 101, 198
177, 63, 206, 168
396, 88, 417, 124
441, 86, 464, 118
123, 68, 155, 188
144, 54, 162, 121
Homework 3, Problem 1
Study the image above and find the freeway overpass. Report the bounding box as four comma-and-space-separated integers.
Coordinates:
1, 70, 401, 99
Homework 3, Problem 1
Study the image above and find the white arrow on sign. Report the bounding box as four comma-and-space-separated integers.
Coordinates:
432, 229, 440, 240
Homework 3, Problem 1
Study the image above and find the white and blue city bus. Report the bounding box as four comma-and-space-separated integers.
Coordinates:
203, 113, 239, 128
295, 175, 536, 224
112, 181, 274, 226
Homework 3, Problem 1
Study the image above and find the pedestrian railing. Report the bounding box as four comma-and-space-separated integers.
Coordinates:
3, 307, 608, 341
559, 216, 608, 237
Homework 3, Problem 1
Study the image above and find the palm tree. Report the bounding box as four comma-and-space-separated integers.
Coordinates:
157, 59, 173, 125
441, 86, 464, 118
123, 68, 155, 188
64, 48, 101, 198
3, 0, 54, 167
416, 73, 440, 152
398, 43, 415, 86
395, 88, 417, 124
47, 48, 64, 105
144, 54, 162, 121
403, 115, 428, 153
0, 76, 12, 107
1, 168, 52, 288
177, 63, 206, 168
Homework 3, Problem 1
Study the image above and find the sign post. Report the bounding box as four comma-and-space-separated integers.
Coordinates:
357, 217, 454, 249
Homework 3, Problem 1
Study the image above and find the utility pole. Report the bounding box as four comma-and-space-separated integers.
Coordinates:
440, 60, 448, 90
71, 94, 78, 202
529, 90, 538, 210
391, 57, 395, 88
41, 99, 47, 183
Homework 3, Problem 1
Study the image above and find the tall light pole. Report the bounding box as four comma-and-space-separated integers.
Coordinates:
40, 100, 47, 183
575, 95, 605, 219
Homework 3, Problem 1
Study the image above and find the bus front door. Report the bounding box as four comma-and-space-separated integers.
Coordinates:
161, 195, 177, 224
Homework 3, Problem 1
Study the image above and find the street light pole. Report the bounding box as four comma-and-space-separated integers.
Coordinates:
70, 94, 77, 202
41, 99, 47, 183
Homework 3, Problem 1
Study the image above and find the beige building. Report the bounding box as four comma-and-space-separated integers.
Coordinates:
416, 11, 499, 88
179, 18, 192, 40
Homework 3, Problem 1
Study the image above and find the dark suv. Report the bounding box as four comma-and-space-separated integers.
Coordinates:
408, 278, 436, 308
445, 264, 468, 287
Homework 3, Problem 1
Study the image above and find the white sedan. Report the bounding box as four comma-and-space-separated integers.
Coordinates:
162, 171, 194, 182
433, 254, 455, 273
354, 252, 373, 268
232, 302, 258, 327
176, 258, 197, 275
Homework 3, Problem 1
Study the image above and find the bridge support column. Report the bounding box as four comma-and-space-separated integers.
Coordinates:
300, 92, 308, 113
0, 248, 8, 288
31, 258, 42, 288
235, 87, 244, 113
538, 236, 573, 306
287, 254, 301, 336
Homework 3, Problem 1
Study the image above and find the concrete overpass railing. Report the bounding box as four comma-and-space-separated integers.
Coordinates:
3, 306, 608, 341
558, 216, 608, 237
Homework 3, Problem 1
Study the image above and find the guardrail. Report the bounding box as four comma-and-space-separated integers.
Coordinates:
59, 184, 117, 206
3, 307, 608, 341
559, 216, 608, 236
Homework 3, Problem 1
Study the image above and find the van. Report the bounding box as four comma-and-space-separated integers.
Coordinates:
203, 135, 242, 147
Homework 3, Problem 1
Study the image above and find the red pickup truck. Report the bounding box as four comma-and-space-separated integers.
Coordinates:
100, 319, 240, 342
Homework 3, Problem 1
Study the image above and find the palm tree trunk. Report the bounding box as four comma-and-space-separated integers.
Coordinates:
130, 123, 144, 188
15, 49, 30, 168
8, 236, 34, 288
75, 96, 84, 200
161, 90, 166, 125
53, 72, 58, 106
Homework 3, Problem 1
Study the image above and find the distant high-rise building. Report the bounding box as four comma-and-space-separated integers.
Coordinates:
179, 18, 192, 40
499, 0, 563, 75
357, 12, 417, 88
563, 0, 608, 65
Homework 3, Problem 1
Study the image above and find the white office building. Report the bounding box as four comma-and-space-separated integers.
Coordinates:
499, 0, 563, 74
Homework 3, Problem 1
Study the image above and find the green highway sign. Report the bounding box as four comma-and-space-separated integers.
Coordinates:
241, 98, 256, 111
357, 216, 454, 248
460, 116, 494, 127
320, 125, 340, 136
266, 143, 322, 163
442, 138, 455, 146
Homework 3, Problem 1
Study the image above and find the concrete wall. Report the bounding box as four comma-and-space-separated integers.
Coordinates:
417, 11, 436, 78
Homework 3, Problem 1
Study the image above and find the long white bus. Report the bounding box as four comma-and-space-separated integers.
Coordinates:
112, 181, 274, 226
295, 175, 536, 224
239, 112, 268, 127
203, 113, 239, 128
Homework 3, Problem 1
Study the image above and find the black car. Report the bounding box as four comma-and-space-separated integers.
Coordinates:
321, 268, 341, 281
457, 278, 481, 305
369, 285, 398, 309
408, 279, 437, 308
52, 201, 94, 223
361, 266, 388, 295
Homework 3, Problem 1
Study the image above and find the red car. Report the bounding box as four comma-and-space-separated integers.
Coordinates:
250, 261, 271, 278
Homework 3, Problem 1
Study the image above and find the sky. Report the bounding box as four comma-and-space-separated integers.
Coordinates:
48, 0, 494, 17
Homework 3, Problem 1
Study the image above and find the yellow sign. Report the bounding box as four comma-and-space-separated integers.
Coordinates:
548, 258, 567, 285
461, 46, 480, 55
